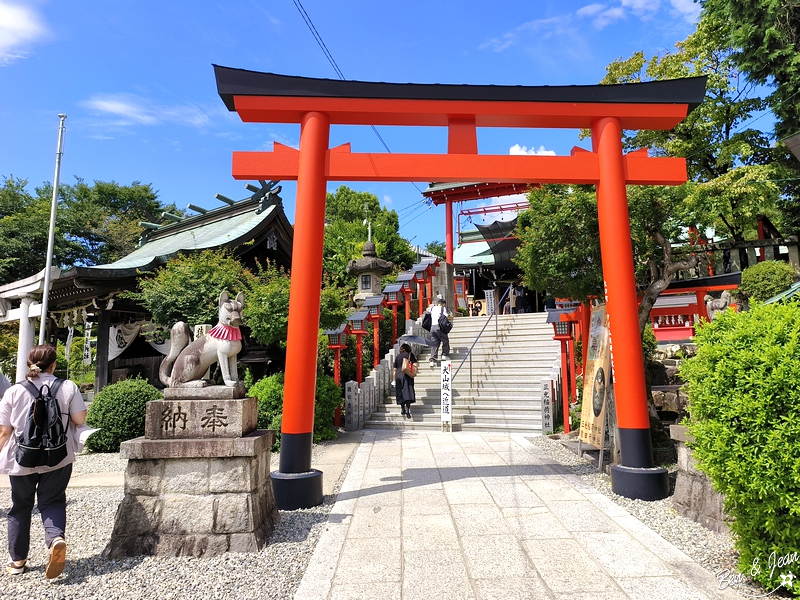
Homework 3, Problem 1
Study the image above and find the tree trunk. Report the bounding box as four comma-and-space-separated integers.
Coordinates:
636, 231, 699, 336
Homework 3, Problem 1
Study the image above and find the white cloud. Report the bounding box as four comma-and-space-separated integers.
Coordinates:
509, 144, 556, 156
0, 2, 47, 65
591, 7, 626, 29
575, 0, 665, 29
622, 0, 659, 14
576, 4, 606, 17
383, 195, 392, 206
668, 0, 701, 22
81, 93, 210, 128
480, 16, 571, 52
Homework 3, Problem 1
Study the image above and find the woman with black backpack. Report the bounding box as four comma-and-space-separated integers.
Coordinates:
0, 344, 87, 579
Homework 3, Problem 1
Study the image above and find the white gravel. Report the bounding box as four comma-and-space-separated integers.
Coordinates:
0, 440, 352, 600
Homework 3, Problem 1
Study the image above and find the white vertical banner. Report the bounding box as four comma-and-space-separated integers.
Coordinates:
65, 326, 74, 364
484, 289, 496, 315
541, 378, 554, 434
82, 323, 93, 365
440, 359, 452, 430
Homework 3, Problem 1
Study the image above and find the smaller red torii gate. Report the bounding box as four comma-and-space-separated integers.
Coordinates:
215, 66, 707, 509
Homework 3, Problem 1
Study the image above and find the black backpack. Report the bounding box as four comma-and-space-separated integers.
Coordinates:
421, 311, 432, 331
438, 313, 453, 334
15, 379, 68, 468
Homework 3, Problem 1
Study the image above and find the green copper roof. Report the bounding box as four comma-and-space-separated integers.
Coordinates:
83, 200, 281, 275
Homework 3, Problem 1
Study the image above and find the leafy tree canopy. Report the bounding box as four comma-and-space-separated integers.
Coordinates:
424, 240, 446, 259
518, 16, 784, 333
130, 249, 254, 328
323, 186, 415, 287
129, 249, 348, 349
0, 176, 178, 285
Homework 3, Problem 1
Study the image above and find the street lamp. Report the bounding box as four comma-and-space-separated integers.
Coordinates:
323, 323, 350, 385
346, 309, 369, 383
363, 295, 386, 367
382, 283, 404, 345
547, 307, 578, 433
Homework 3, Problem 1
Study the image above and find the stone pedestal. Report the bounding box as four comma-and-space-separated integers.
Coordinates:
105, 388, 279, 558
669, 424, 729, 533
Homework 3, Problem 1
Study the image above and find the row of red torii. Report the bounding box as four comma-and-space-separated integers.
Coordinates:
213, 65, 708, 509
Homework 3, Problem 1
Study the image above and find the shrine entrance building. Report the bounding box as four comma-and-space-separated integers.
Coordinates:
214, 65, 706, 509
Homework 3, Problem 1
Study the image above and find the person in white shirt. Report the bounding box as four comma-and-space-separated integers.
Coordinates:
0, 344, 87, 579
425, 296, 451, 367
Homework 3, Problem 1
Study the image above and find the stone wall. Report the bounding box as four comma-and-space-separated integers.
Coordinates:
670, 424, 729, 534
108, 431, 278, 558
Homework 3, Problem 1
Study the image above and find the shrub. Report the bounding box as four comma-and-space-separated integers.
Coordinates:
738, 260, 795, 303
249, 372, 284, 432
680, 302, 800, 595
247, 371, 341, 449
313, 374, 341, 443
641, 323, 657, 362
85, 378, 162, 452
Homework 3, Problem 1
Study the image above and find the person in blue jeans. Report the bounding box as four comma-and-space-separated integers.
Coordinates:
425, 296, 451, 367
0, 344, 87, 579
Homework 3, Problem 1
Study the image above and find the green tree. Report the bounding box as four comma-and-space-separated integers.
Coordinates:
246, 263, 348, 348
0, 177, 85, 284
698, 0, 800, 227
130, 249, 255, 328
0, 176, 178, 285
424, 240, 446, 259
517, 17, 779, 332
515, 185, 603, 303
60, 179, 178, 265
323, 186, 415, 287
700, 0, 800, 141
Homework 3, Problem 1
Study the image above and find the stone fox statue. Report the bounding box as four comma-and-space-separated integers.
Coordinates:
159, 291, 244, 387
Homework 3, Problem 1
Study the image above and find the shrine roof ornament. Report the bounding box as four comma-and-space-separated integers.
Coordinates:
214, 65, 706, 130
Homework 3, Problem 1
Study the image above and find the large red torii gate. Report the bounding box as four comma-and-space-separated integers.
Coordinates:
214, 66, 707, 509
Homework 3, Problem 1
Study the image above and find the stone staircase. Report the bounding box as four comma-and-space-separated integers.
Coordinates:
364, 312, 561, 433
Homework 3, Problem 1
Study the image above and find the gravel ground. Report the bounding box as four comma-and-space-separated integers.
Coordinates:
0, 440, 353, 600
527, 434, 770, 598
1, 432, 771, 599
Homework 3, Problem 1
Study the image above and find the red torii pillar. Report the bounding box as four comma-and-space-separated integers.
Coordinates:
215, 66, 706, 507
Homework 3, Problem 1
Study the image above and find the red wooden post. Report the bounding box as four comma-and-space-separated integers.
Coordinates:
592, 116, 668, 500
272, 111, 329, 509
355, 333, 363, 383
445, 200, 454, 264
333, 348, 341, 386
560, 338, 570, 433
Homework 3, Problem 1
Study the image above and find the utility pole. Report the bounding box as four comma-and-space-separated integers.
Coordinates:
39, 114, 67, 344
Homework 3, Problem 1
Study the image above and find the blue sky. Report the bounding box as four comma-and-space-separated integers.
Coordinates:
0, 0, 701, 249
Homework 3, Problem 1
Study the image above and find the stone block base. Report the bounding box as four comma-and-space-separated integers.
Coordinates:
106, 430, 279, 558
670, 425, 729, 534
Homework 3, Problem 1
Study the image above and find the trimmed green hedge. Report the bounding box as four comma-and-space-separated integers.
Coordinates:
85, 378, 162, 452
247, 372, 340, 449
680, 303, 800, 595
739, 260, 795, 302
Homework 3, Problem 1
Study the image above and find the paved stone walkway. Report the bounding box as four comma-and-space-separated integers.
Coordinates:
296, 430, 738, 600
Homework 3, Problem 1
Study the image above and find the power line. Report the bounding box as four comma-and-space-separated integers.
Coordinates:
291, 0, 424, 195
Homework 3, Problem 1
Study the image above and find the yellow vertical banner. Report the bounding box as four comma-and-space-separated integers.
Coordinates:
579, 305, 610, 448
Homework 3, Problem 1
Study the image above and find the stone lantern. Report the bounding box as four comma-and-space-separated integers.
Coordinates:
346, 240, 393, 305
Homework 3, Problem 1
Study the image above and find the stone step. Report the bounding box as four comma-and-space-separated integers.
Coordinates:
363, 415, 543, 433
